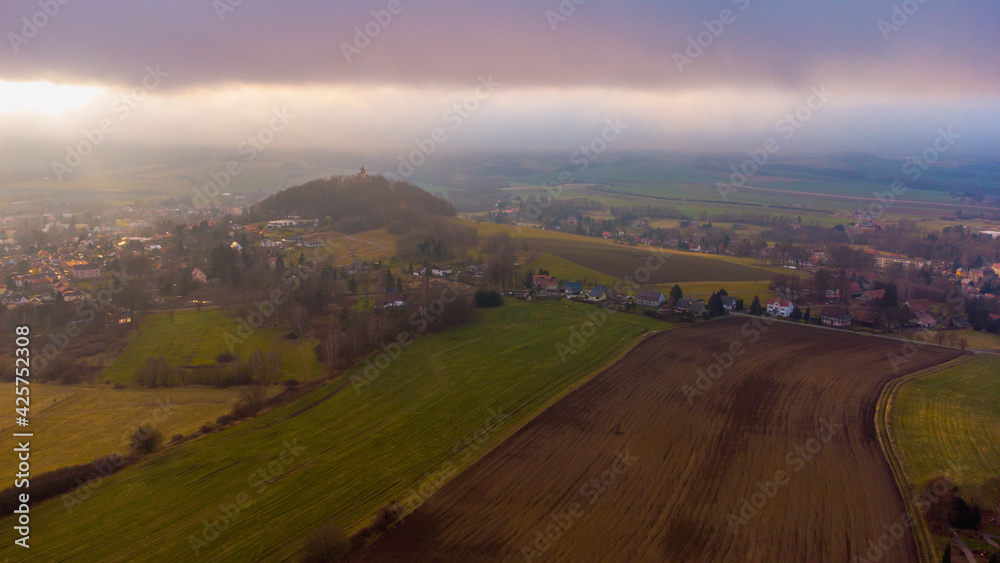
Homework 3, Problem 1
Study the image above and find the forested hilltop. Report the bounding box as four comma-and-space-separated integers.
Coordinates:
256, 175, 455, 233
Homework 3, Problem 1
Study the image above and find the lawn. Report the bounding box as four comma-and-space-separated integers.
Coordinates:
0, 300, 665, 562
0, 384, 257, 476
892, 355, 1000, 497
101, 310, 324, 384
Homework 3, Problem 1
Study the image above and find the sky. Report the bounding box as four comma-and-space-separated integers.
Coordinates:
0, 0, 998, 159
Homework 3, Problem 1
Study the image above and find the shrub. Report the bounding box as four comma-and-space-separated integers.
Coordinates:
299, 524, 352, 563
474, 289, 503, 308
216, 414, 235, 426
171, 434, 185, 443
215, 351, 235, 363
129, 426, 163, 454
0, 454, 127, 516
199, 424, 214, 434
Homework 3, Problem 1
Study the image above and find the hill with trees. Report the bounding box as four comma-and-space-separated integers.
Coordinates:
255, 175, 455, 234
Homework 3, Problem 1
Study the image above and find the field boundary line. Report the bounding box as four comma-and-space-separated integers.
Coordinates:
392, 318, 675, 524
875, 355, 974, 563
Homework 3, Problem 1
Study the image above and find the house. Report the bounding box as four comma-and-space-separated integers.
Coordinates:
674, 297, 705, 314
635, 289, 665, 308
466, 264, 486, 277
720, 296, 737, 311
911, 311, 937, 329
588, 285, 611, 302
766, 298, 795, 317
230, 241, 243, 253
820, 306, 852, 328
536, 278, 559, 293
431, 264, 453, 277
377, 291, 408, 308
60, 287, 87, 302
858, 289, 886, 303
563, 281, 583, 295
191, 268, 208, 283
905, 299, 933, 314
71, 263, 101, 279
260, 238, 280, 248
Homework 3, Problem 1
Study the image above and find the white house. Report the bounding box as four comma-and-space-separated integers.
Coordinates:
431, 264, 453, 277
766, 297, 795, 317
635, 289, 665, 308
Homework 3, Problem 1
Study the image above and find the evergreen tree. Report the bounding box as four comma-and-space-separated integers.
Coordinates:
669, 284, 683, 306
803, 306, 811, 323
791, 306, 803, 321
749, 295, 762, 315
706, 292, 726, 317
942, 543, 951, 563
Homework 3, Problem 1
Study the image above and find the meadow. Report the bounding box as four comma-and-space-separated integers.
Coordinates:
891, 355, 1000, 501
100, 310, 324, 384
0, 384, 255, 477
0, 300, 664, 562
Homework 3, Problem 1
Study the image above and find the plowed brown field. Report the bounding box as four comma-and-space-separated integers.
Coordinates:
359, 318, 959, 562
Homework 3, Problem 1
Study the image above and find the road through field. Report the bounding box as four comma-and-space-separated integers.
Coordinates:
361, 318, 959, 562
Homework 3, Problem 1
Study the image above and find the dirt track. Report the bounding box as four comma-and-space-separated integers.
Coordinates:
359, 318, 959, 562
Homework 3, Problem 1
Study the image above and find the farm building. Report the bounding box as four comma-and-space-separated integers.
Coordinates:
820, 306, 851, 328
766, 298, 795, 317
431, 265, 453, 277
635, 289, 665, 308
721, 296, 737, 311
563, 281, 583, 295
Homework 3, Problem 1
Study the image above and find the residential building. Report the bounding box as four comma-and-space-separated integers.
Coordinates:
766, 298, 795, 317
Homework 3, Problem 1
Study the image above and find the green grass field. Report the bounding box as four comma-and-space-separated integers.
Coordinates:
0, 384, 260, 477
0, 301, 665, 562
892, 355, 1000, 501
101, 310, 324, 384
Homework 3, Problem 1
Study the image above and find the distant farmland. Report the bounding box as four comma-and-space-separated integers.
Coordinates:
362, 320, 958, 562
520, 237, 776, 284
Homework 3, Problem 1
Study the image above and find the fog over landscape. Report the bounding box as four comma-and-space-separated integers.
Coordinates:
0, 2, 998, 563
